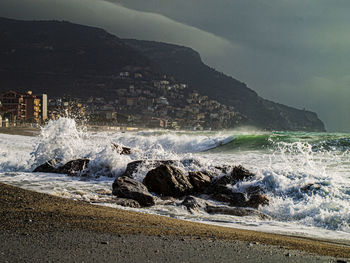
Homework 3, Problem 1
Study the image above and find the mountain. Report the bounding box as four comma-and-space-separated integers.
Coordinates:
124, 39, 325, 131
0, 17, 325, 131
0, 17, 159, 97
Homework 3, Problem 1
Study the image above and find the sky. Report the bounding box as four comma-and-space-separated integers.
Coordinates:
1, 0, 349, 131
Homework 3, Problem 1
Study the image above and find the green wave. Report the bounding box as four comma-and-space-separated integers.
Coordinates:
207, 132, 350, 152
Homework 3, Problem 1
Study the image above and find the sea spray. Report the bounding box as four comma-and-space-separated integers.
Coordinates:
31, 118, 88, 166
87, 146, 132, 178
0, 133, 35, 172
30, 118, 137, 178
255, 140, 350, 231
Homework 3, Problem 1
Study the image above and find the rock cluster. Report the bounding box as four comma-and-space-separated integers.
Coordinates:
33, 153, 270, 218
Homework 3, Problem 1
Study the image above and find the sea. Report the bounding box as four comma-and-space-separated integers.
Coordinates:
1, 117, 350, 242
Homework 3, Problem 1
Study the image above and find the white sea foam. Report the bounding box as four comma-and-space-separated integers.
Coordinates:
1, 118, 350, 241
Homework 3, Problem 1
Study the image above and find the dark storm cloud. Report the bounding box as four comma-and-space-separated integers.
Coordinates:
0, 0, 232, 58
1, 0, 350, 130
111, 0, 350, 131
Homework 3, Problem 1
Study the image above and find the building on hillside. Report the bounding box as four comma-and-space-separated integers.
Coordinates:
38, 94, 48, 121
23, 91, 40, 122
0, 90, 48, 123
0, 90, 25, 122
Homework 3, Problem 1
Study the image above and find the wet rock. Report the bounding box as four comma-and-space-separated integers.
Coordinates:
32, 159, 61, 173
181, 195, 212, 213
111, 143, 133, 155
246, 185, 265, 196
33, 158, 90, 176
143, 165, 193, 197
112, 176, 155, 207
208, 184, 233, 195
86, 160, 114, 178
206, 205, 271, 220
231, 165, 254, 181
214, 165, 233, 174
209, 184, 268, 208
188, 171, 211, 192
213, 165, 254, 186
122, 161, 144, 178
211, 191, 249, 207
246, 194, 269, 209
122, 160, 179, 178
56, 158, 90, 176
111, 197, 141, 208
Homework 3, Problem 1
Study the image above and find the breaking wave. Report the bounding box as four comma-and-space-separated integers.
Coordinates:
1, 118, 350, 240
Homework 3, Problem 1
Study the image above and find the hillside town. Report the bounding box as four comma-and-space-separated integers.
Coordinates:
0, 71, 246, 130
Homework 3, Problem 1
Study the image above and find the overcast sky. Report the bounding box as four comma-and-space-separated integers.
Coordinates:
1, 0, 349, 131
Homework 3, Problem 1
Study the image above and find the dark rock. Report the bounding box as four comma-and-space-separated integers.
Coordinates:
111, 197, 141, 208
56, 158, 90, 176
112, 143, 133, 155
188, 171, 211, 192
212, 165, 254, 186
181, 196, 211, 213
34, 158, 113, 177
209, 183, 268, 208
33, 158, 90, 176
143, 165, 193, 197
209, 184, 233, 195
211, 192, 248, 207
246, 194, 269, 209
212, 174, 232, 186
246, 185, 265, 196
206, 205, 271, 220
122, 160, 144, 178
231, 165, 254, 181
88, 165, 114, 178
112, 176, 155, 207
32, 159, 61, 173
202, 170, 218, 179
122, 160, 179, 178
214, 165, 233, 174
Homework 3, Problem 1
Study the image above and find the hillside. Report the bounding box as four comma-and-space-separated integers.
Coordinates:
0, 17, 325, 131
124, 39, 325, 131
0, 17, 158, 97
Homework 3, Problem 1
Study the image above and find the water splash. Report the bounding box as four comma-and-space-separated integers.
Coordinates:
255, 140, 350, 232
31, 118, 87, 166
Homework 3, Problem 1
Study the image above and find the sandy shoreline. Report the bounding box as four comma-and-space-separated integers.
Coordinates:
0, 182, 349, 262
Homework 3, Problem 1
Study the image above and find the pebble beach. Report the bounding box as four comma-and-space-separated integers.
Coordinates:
0, 182, 349, 262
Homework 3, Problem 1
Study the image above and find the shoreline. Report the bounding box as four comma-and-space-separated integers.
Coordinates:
0, 182, 349, 262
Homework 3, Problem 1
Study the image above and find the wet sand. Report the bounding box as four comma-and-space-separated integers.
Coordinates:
0, 182, 349, 262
